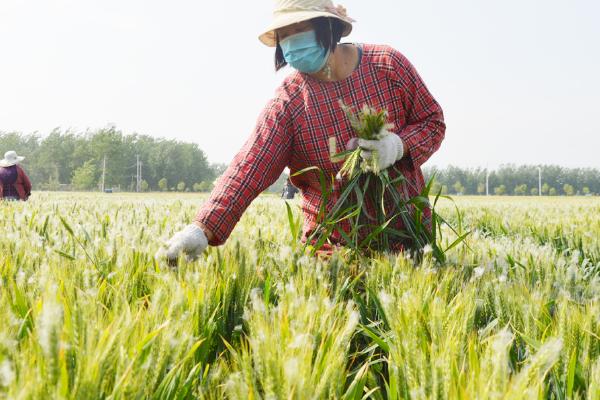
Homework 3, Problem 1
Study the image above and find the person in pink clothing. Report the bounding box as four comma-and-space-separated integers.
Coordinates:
162, 0, 445, 261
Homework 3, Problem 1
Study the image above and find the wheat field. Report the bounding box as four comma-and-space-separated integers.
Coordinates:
1, 193, 599, 399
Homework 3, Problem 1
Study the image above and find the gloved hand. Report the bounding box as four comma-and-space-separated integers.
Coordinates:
162, 224, 209, 263
358, 131, 405, 171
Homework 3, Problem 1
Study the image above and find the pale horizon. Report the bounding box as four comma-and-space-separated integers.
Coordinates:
1, 0, 599, 169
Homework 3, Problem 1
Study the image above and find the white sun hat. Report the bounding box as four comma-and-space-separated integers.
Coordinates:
259, 0, 355, 47
0, 150, 25, 167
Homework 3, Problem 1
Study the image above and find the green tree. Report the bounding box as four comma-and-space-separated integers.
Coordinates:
582, 187, 591, 195
177, 181, 186, 192
563, 184, 575, 196
193, 183, 202, 192
541, 183, 550, 195
430, 180, 442, 195
494, 185, 506, 196
477, 183, 486, 195
198, 181, 211, 192
453, 181, 465, 195
86, 127, 129, 188
514, 184, 528, 196
71, 161, 97, 191
267, 172, 288, 194
46, 177, 61, 191
158, 178, 168, 192
531, 188, 539, 196
35, 130, 78, 184
549, 187, 557, 196
141, 180, 149, 192
210, 163, 228, 176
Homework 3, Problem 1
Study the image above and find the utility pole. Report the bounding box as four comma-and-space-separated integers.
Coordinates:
136, 155, 140, 193
101, 155, 106, 192
537, 166, 542, 196
485, 169, 490, 196
136, 155, 143, 192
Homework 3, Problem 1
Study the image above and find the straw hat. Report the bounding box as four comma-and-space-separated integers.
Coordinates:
0, 150, 25, 167
259, 0, 355, 47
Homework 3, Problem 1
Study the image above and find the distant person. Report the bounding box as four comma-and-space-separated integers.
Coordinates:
162, 0, 444, 261
281, 178, 299, 200
0, 151, 32, 201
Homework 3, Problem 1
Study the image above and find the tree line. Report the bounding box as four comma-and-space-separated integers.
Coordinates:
424, 165, 600, 196
0, 128, 234, 193
2, 129, 598, 196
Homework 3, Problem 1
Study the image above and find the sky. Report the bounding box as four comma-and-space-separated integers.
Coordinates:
1, 0, 599, 169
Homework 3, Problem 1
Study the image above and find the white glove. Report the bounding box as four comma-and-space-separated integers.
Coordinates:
358, 131, 405, 171
163, 224, 208, 262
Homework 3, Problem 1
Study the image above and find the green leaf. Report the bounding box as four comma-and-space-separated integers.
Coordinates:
285, 201, 299, 242
55, 250, 76, 261
360, 324, 390, 354
566, 347, 577, 398
342, 362, 370, 400
444, 232, 471, 253
59, 215, 75, 236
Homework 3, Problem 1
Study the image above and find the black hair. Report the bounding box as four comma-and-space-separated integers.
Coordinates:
275, 17, 346, 71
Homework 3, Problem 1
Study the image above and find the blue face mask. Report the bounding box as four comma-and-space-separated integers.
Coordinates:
280, 30, 330, 74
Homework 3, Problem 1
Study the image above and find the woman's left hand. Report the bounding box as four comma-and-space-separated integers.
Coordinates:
358, 131, 405, 170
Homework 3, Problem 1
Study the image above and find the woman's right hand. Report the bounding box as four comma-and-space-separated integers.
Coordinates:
162, 224, 209, 263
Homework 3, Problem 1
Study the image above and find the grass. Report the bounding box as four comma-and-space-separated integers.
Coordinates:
0, 193, 599, 399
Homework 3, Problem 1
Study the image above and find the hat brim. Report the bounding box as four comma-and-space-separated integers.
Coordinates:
259, 11, 353, 47
0, 156, 24, 167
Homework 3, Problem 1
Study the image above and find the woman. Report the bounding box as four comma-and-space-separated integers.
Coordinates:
0, 151, 32, 201
164, 0, 445, 261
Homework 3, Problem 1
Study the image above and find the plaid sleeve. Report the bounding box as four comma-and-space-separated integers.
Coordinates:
390, 49, 446, 167
194, 97, 293, 246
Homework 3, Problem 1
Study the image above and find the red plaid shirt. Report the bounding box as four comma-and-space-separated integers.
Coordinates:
196, 44, 445, 246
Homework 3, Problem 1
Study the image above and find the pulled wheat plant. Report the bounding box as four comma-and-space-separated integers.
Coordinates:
299, 102, 467, 263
